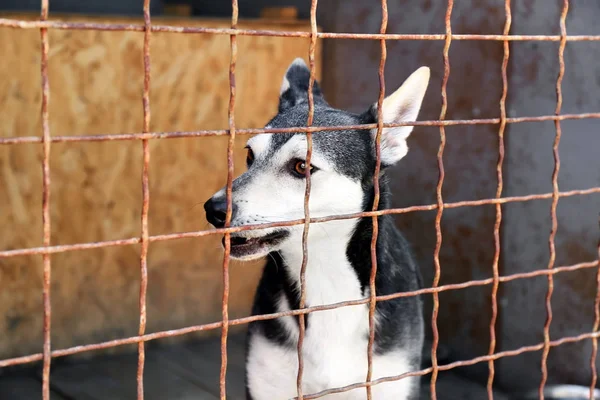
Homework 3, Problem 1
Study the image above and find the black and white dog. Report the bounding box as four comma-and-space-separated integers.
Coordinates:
205, 58, 430, 399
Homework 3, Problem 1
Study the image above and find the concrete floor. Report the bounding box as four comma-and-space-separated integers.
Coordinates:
0, 333, 512, 400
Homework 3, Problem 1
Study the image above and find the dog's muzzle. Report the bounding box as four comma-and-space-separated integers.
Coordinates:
204, 196, 238, 228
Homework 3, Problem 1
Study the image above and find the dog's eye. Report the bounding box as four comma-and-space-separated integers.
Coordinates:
246, 148, 254, 167
293, 160, 314, 177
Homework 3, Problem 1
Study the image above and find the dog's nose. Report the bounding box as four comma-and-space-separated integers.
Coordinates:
204, 197, 237, 228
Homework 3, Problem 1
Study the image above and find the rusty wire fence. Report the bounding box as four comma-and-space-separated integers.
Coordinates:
0, 0, 599, 399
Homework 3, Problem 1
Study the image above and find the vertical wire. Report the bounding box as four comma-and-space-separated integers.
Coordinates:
590, 214, 600, 400
137, 0, 152, 398
430, 2, 454, 399
365, 0, 388, 398
219, 0, 238, 399
296, 1, 319, 398
487, 1, 511, 398
539, 2, 568, 398
40, 0, 52, 398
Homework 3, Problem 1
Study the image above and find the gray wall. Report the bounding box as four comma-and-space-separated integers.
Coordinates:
319, 0, 600, 393
319, 0, 505, 384
497, 0, 600, 391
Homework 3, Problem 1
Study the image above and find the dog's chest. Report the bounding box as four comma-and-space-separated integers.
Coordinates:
282, 247, 372, 387
304, 255, 368, 340
300, 279, 371, 394
247, 237, 417, 399
282, 238, 369, 340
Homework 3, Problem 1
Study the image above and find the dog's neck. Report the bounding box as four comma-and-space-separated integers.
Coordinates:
277, 180, 394, 298
276, 183, 394, 301
278, 218, 358, 279
277, 217, 362, 305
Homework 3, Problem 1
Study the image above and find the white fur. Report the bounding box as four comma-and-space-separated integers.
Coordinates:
247, 220, 417, 399
371, 66, 430, 165
247, 133, 272, 158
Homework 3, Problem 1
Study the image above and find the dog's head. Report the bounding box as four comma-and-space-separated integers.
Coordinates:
205, 58, 430, 260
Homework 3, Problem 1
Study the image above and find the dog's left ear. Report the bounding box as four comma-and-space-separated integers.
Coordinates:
368, 66, 430, 166
279, 58, 325, 112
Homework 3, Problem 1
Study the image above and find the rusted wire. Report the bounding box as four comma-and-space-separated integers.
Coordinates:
298, 330, 600, 400
39, 0, 51, 398
2, 113, 600, 146
591, 215, 600, 400
0, 6, 599, 398
0, 259, 596, 370
539, 2, 569, 398
430, 2, 453, 398
365, 0, 388, 398
296, 2, 319, 398
1, 187, 598, 259
1, 17, 600, 42
219, 1, 238, 399
136, 1, 152, 399
487, 2, 511, 398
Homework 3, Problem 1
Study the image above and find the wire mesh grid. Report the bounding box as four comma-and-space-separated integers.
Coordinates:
0, 0, 599, 399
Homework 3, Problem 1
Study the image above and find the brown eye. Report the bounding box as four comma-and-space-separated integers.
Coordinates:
246, 148, 254, 167
294, 160, 314, 176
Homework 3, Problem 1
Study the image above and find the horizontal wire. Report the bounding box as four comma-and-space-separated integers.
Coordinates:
1, 187, 598, 259
2, 113, 600, 145
0, 258, 596, 369
0, 18, 600, 42
299, 330, 600, 400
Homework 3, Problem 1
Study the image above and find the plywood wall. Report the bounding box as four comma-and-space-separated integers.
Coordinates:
0, 13, 321, 359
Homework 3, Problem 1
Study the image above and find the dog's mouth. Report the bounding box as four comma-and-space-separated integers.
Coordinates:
221, 230, 289, 259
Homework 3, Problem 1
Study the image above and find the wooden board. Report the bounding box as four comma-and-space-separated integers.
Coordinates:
0, 13, 321, 359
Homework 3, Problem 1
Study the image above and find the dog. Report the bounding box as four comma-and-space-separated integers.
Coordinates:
204, 58, 430, 399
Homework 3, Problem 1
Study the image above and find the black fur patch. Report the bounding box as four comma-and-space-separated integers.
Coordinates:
347, 183, 424, 354
279, 60, 327, 112
247, 252, 304, 349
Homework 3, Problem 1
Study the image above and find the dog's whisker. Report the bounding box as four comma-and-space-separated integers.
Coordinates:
267, 251, 281, 273
188, 202, 203, 212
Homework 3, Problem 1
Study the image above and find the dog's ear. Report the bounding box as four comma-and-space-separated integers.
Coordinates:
279, 58, 325, 112
368, 66, 430, 166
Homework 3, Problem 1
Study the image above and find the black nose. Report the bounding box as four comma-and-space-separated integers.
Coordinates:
204, 197, 237, 228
